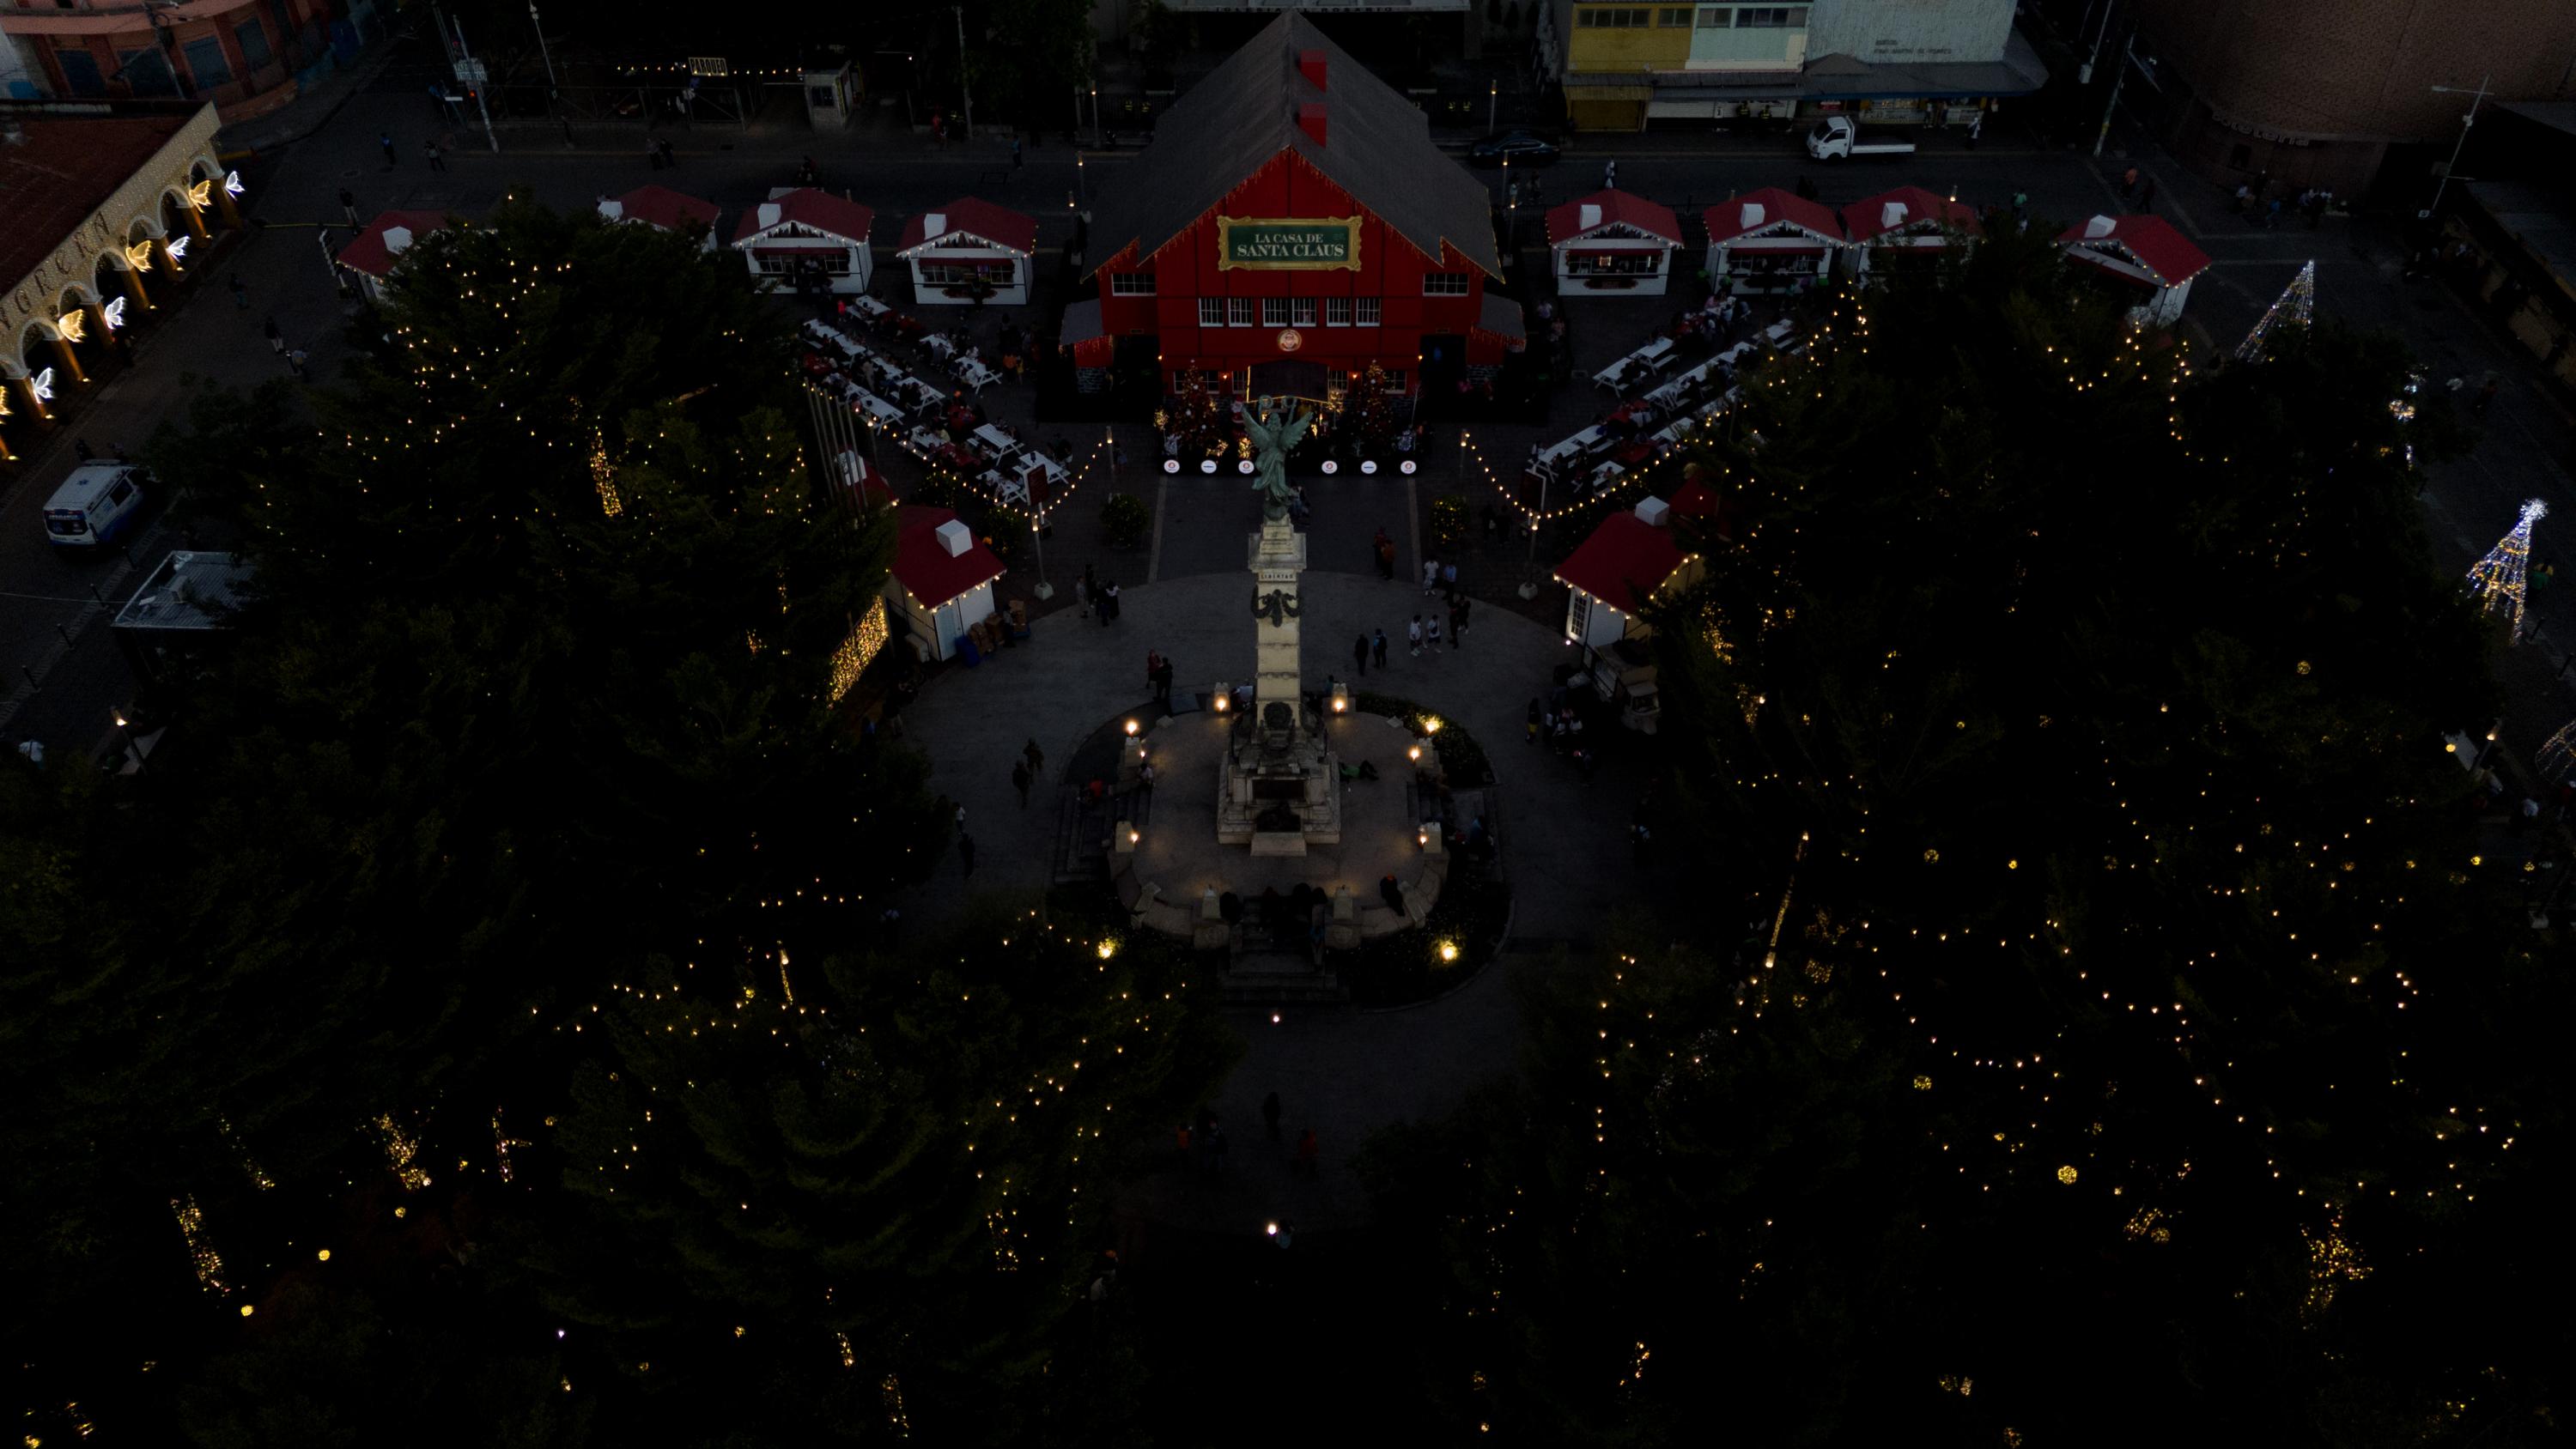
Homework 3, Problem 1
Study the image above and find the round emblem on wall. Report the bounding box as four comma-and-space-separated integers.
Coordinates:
1275, 327, 1303, 353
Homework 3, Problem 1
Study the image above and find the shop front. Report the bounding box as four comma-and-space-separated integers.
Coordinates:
1704, 188, 1844, 295
1079, 13, 1511, 401
897, 198, 1036, 307
732, 188, 875, 296
1546, 191, 1682, 297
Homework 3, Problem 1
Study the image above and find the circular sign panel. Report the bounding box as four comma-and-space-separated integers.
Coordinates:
1276, 328, 1303, 353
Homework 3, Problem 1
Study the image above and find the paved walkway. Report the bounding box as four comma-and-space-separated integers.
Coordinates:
900, 560, 1651, 1229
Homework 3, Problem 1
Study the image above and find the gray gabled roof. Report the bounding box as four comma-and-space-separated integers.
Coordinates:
1085, 12, 1500, 281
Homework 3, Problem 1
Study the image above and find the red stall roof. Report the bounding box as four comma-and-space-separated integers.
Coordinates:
732, 188, 876, 246
1704, 187, 1844, 246
891, 505, 1005, 610
1840, 186, 1980, 243
337, 209, 455, 278
897, 197, 1038, 258
606, 184, 720, 234
1556, 512, 1689, 615
1546, 190, 1682, 248
2057, 214, 2211, 288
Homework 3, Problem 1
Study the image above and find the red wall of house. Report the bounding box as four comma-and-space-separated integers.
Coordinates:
1093, 149, 1494, 392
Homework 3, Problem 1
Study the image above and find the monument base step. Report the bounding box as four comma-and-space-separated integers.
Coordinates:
1222, 954, 1346, 1003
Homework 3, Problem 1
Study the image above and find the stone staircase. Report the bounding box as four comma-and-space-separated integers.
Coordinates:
1219, 918, 1345, 1003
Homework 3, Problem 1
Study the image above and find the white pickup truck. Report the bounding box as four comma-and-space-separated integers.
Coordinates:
1806, 114, 1917, 161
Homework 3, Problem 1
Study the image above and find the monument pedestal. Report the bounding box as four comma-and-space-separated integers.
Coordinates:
1218, 514, 1342, 852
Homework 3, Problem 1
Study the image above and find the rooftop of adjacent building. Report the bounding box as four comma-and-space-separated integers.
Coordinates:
0, 104, 198, 288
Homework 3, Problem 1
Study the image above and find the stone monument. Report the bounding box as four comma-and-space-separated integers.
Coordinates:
1216, 399, 1342, 855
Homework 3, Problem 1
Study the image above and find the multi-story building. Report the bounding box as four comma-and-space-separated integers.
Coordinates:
1070, 12, 1520, 402
2120, 0, 2576, 199
2, 0, 380, 119
1545, 0, 2045, 132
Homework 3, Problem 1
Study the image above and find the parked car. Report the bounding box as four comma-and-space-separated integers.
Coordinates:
1471, 130, 1560, 167
43, 462, 149, 549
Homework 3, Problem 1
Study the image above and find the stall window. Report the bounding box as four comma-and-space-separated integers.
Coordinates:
234, 18, 271, 71
184, 36, 231, 88
917, 260, 1018, 286
1291, 298, 1317, 326
1354, 298, 1381, 326
1227, 297, 1256, 327
1423, 272, 1472, 296
1324, 297, 1352, 326
1262, 297, 1291, 326
1109, 270, 1156, 295
1380, 369, 1406, 391
1199, 298, 1226, 326
1567, 250, 1662, 276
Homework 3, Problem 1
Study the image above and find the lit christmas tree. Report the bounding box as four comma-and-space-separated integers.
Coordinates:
2537, 716, 2576, 787
2233, 259, 2314, 362
2467, 497, 2547, 642
1340, 363, 1403, 461
1159, 369, 1232, 458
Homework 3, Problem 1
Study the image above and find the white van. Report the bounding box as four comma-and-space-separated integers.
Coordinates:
44, 462, 148, 549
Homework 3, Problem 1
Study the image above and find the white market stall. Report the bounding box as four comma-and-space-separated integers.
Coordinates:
337, 209, 454, 305
599, 184, 721, 252
1702, 188, 1844, 296
1545, 190, 1681, 297
2057, 214, 2211, 327
896, 197, 1036, 307
1838, 186, 1980, 282
889, 504, 1005, 664
732, 187, 876, 295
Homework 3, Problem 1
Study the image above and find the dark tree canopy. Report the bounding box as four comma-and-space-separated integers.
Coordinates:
1364, 233, 2569, 1446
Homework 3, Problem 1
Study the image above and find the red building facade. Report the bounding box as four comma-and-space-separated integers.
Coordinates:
1074, 13, 1520, 402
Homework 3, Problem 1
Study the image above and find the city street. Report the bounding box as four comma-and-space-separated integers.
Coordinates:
8, 32, 2576, 780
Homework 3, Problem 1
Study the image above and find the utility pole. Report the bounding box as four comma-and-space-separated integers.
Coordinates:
527, 0, 558, 96
1488, 81, 1498, 133
2091, 32, 2133, 158
450, 15, 501, 153
953, 6, 975, 142
2427, 75, 2493, 219
2080, 0, 2116, 84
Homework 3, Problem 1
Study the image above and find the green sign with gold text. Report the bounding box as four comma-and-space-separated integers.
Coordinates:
1217, 215, 1363, 271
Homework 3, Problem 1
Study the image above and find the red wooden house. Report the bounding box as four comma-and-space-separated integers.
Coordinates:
1068, 12, 1518, 403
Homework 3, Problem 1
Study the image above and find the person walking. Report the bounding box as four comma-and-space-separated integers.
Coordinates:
1353, 633, 1371, 677
228, 275, 247, 309
1449, 598, 1467, 651
1422, 558, 1438, 596
1602, 159, 1617, 191
1024, 738, 1045, 776
286, 348, 308, 379
1101, 581, 1121, 625
1442, 560, 1458, 592
958, 833, 976, 877
264, 315, 284, 355
340, 188, 360, 227
380, 131, 398, 168
1012, 761, 1032, 809
424, 138, 446, 172
1407, 615, 1424, 657
1012, 136, 1024, 168
1966, 108, 1984, 149
657, 137, 676, 169
1372, 628, 1389, 670
1424, 614, 1443, 652
1261, 1091, 1282, 1141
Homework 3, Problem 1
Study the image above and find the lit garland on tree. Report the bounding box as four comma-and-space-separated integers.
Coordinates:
2466, 498, 2546, 642
2234, 259, 2314, 362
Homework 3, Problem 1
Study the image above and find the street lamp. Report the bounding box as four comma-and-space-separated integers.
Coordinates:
528, 1, 559, 96
1488, 81, 1498, 134
2427, 76, 2493, 220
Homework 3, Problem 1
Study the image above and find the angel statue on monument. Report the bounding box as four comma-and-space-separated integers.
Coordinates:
1242, 397, 1315, 523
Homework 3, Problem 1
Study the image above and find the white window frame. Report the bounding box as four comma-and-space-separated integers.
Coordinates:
1110, 270, 1156, 295
1262, 296, 1291, 327
1291, 297, 1317, 326
1199, 297, 1225, 326
1227, 296, 1256, 327
1424, 271, 1472, 296
1354, 297, 1381, 326
1324, 297, 1352, 326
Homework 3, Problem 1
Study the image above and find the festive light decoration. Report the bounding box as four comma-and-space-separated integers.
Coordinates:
173, 1196, 228, 1294
55, 311, 83, 344
2465, 499, 2546, 641
186, 179, 212, 209
101, 297, 125, 331
223, 169, 244, 198
2233, 260, 2314, 362
30, 367, 55, 403
167, 236, 188, 264
374, 1111, 431, 1191
2538, 717, 2576, 786
588, 430, 623, 517
829, 597, 889, 703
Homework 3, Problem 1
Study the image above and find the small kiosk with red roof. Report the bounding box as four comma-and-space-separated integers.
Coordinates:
599, 184, 721, 252
2057, 214, 2211, 327
896, 198, 1037, 307
1554, 492, 1710, 731
1838, 186, 1980, 282
1703, 188, 1844, 296
887, 504, 1006, 664
732, 187, 876, 295
337, 209, 454, 304
1546, 191, 1682, 297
